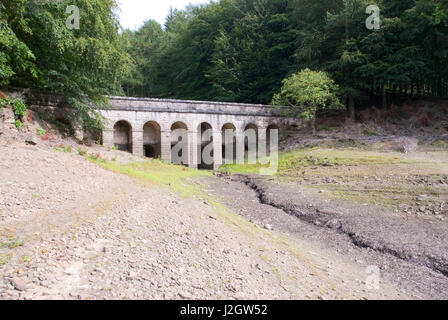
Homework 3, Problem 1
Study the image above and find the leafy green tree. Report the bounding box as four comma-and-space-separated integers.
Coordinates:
272, 69, 343, 134
0, 0, 37, 85
122, 20, 166, 97
2, 0, 132, 129
4, 0, 447, 127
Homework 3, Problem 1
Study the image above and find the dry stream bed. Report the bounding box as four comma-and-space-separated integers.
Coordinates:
1, 140, 447, 299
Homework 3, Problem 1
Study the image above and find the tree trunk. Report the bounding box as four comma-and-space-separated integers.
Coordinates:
347, 94, 355, 120
311, 117, 316, 136
381, 85, 387, 109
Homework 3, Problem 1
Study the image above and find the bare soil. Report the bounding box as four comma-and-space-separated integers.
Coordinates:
0, 107, 410, 300
199, 173, 448, 299
1, 103, 447, 300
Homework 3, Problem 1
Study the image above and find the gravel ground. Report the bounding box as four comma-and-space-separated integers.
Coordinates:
200, 174, 448, 299
0, 138, 410, 300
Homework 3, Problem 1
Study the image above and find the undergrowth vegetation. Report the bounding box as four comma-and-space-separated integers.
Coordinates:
0, 95, 27, 129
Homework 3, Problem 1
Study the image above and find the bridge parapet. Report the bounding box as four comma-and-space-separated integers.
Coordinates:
108, 96, 280, 117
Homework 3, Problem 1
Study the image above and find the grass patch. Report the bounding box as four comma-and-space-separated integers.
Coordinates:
36, 128, 46, 136
95, 159, 211, 197
220, 148, 408, 175
54, 145, 72, 153
432, 140, 448, 150
317, 124, 333, 132
220, 161, 267, 175
363, 129, 379, 136
87, 152, 101, 160
77, 148, 87, 156
0, 238, 24, 249
0, 254, 10, 266
280, 148, 407, 170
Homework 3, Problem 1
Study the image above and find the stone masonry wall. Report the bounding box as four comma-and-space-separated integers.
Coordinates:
21, 91, 295, 169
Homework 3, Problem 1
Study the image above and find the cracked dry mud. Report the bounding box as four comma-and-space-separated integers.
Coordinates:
0, 141, 412, 300
200, 174, 448, 299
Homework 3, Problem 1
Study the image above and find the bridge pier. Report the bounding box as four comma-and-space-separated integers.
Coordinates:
161, 130, 171, 163
188, 130, 198, 169
213, 130, 223, 170
132, 130, 144, 156
235, 129, 245, 165
258, 127, 267, 158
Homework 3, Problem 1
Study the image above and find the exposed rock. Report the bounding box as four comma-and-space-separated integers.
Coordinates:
25, 136, 38, 146
264, 224, 273, 230
325, 219, 342, 230
10, 277, 28, 291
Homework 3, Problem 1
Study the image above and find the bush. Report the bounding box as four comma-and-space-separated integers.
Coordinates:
363, 129, 379, 136
88, 152, 101, 161
0, 95, 9, 109
77, 148, 87, 156
14, 119, 24, 129
36, 128, 46, 136
12, 99, 26, 118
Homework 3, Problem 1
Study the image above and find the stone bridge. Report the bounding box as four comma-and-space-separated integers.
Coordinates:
101, 97, 293, 169
23, 92, 293, 169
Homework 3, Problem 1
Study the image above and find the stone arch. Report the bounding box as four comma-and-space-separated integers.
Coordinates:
171, 121, 189, 166
222, 123, 237, 163
198, 122, 214, 170
244, 123, 259, 133
244, 123, 259, 155
113, 120, 132, 153
143, 121, 161, 158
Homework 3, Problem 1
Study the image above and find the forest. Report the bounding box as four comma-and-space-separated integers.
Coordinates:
1, 0, 447, 127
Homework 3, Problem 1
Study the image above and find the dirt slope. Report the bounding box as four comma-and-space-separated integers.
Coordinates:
0, 137, 411, 300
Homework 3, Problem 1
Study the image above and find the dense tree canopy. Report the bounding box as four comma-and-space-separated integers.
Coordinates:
1, 0, 447, 126
123, 0, 448, 118
0, 0, 131, 128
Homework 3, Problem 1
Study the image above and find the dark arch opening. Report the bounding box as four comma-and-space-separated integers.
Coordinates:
113, 120, 132, 153
222, 123, 237, 164
198, 122, 214, 170
171, 122, 189, 166
244, 123, 258, 155
143, 121, 161, 158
